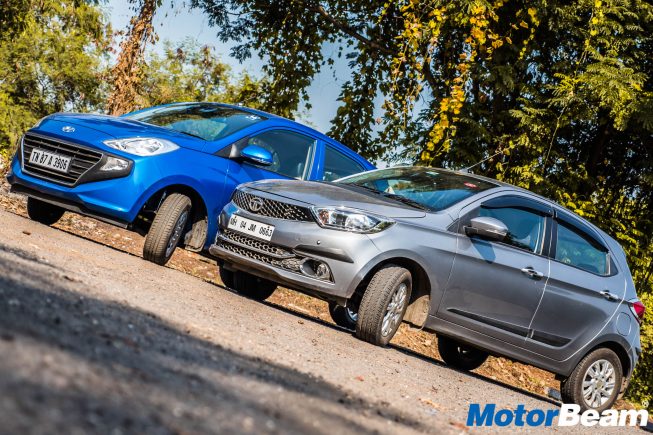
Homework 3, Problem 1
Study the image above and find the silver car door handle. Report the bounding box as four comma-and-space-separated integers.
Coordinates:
599, 290, 620, 302
520, 267, 544, 279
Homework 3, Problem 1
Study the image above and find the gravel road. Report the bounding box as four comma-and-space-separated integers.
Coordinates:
0, 208, 647, 434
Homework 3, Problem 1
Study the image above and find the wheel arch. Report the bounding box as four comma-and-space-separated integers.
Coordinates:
351, 255, 432, 328
585, 340, 632, 379
137, 183, 209, 251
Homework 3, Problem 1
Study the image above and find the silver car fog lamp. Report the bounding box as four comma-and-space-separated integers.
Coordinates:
300, 259, 333, 281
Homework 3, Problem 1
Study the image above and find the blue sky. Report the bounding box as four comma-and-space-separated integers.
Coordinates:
103, 1, 349, 134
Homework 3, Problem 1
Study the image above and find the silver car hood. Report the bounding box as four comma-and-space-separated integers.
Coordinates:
246, 179, 427, 218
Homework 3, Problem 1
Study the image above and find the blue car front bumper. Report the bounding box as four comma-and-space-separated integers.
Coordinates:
7, 151, 162, 225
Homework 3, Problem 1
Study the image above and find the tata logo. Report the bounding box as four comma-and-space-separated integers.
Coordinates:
248, 197, 264, 213
61, 126, 75, 133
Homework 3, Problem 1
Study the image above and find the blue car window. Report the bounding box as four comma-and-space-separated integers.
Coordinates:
127, 104, 266, 141
246, 130, 316, 179
555, 221, 609, 275
322, 146, 365, 181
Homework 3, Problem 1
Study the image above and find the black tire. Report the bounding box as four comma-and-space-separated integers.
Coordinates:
143, 193, 192, 265
560, 348, 622, 412
356, 265, 411, 346
222, 269, 277, 301
437, 335, 489, 371
26, 197, 65, 225
328, 302, 358, 330
218, 266, 235, 289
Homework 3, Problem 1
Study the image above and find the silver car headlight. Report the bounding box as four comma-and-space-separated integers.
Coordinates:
311, 206, 394, 233
103, 137, 178, 156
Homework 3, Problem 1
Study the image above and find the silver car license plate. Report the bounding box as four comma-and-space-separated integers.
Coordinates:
29, 148, 71, 173
228, 214, 275, 241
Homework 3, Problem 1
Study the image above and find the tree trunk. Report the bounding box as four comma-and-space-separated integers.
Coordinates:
107, 0, 159, 116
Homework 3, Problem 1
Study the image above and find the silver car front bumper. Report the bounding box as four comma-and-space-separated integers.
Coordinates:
209, 201, 381, 303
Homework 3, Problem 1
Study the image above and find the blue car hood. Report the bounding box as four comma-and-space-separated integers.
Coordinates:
36, 113, 206, 152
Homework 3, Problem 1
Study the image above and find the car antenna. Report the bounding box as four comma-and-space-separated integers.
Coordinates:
459, 150, 503, 173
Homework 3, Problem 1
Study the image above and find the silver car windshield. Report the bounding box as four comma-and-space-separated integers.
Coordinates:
339, 167, 496, 212
125, 103, 266, 141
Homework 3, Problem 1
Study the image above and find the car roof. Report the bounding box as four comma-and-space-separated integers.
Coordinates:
126, 102, 374, 169
375, 166, 617, 247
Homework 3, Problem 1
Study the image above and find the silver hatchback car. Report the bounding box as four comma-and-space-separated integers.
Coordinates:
209, 166, 645, 412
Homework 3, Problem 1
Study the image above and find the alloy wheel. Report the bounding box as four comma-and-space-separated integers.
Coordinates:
582, 359, 616, 409
381, 282, 407, 337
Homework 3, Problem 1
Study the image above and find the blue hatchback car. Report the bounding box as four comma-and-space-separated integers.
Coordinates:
7, 102, 374, 265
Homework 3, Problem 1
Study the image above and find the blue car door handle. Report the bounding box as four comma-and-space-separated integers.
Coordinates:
521, 267, 544, 279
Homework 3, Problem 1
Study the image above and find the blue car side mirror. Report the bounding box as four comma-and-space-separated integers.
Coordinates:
240, 145, 273, 166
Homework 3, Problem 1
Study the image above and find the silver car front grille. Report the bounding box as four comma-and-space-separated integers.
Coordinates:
232, 189, 313, 221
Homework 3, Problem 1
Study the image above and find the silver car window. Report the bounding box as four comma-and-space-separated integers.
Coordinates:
555, 221, 609, 275
479, 206, 545, 253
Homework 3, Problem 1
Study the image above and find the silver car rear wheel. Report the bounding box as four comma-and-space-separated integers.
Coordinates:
561, 347, 623, 412
582, 359, 616, 409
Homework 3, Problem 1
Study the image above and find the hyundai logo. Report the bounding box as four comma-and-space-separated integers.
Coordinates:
61, 126, 75, 133
248, 197, 264, 213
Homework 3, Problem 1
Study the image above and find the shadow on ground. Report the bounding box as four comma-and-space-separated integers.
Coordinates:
0, 243, 426, 435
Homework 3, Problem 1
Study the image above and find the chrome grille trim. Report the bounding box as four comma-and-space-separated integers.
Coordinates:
22, 133, 103, 186
218, 230, 293, 259
232, 189, 313, 221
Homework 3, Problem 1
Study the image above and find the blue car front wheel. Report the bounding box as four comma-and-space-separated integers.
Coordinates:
143, 193, 192, 265
26, 197, 65, 226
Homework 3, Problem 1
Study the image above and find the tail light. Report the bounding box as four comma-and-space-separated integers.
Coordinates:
630, 299, 646, 324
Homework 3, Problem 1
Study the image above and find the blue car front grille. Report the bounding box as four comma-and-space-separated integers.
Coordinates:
22, 133, 103, 186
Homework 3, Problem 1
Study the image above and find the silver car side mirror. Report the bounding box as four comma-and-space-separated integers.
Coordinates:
465, 216, 508, 241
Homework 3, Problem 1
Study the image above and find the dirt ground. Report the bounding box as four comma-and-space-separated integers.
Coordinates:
0, 181, 648, 434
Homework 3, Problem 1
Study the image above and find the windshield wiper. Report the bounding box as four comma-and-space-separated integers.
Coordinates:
347, 183, 431, 211
379, 192, 432, 211
175, 130, 206, 140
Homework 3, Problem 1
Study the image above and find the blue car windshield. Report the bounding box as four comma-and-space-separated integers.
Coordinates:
339, 167, 497, 211
126, 104, 266, 141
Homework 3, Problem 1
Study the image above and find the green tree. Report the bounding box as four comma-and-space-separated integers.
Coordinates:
0, 0, 111, 158
133, 40, 266, 110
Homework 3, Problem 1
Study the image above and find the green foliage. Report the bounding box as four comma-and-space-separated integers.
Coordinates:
0, 0, 111, 159
133, 40, 266, 111
629, 293, 653, 410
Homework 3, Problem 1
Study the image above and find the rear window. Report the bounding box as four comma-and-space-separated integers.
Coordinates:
555, 222, 609, 275
126, 104, 266, 141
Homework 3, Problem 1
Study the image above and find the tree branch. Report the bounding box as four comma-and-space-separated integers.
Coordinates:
307, 4, 394, 56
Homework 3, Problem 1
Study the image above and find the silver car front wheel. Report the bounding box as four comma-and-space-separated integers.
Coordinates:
356, 265, 412, 346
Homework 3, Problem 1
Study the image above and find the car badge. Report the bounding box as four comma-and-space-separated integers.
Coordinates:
61, 126, 75, 133
248, 197, 264, 213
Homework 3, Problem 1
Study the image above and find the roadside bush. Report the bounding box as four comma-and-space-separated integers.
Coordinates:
626, 291, 652, 411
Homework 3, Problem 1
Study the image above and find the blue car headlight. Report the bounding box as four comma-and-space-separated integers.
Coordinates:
103, 138, 178, 156
311, 206, 394, 233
